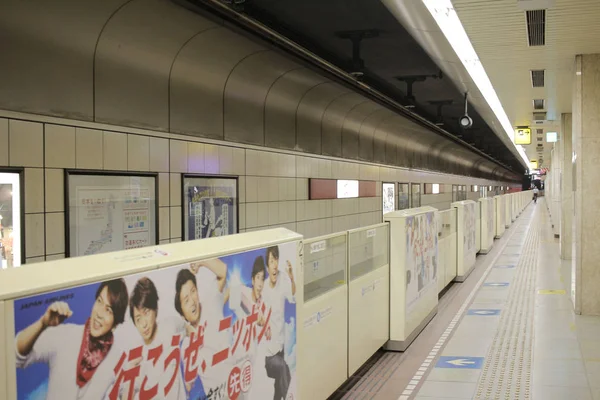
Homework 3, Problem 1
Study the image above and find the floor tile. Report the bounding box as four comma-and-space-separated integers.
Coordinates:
532, 385, 592, 400
417, 381, 477, 398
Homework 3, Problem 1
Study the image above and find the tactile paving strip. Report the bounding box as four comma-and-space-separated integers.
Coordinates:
474, 213, 538, 400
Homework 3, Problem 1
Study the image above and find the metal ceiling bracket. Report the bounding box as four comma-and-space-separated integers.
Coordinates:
335, 29, 381, 78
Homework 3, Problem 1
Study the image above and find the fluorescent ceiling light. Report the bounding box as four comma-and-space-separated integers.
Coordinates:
422, 0, 530, 168
546, 131, 557, 142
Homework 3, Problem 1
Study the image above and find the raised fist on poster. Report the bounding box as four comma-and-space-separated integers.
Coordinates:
41, 301, 73, 328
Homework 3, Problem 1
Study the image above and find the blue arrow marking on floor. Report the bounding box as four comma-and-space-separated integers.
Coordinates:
467, 309, 501, 316
483, 282, 509, 287
436, 356, 484, 369
494, 264, 515, 269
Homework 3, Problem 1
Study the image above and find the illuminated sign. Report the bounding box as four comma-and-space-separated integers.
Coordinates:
530, 160, 538, 169
337, 180, 359, 198
432, 184, 440, 194
515, 128, 531, 145
546, 131, 558, 142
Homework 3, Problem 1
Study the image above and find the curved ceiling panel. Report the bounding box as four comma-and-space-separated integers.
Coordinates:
95, 0, 211, 130
321, 92, 365, 157
224, 50, 299, 145
341, 101, 382, 160
296, 82, 349, 154
358, 108, 395, 163
171, 27, 265, 139
0, 0, 127, 119
264, 68, 328, 150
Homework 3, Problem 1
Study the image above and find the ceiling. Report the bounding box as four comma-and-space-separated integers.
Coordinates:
452, 0, 600, 168
213, 0, 526, 173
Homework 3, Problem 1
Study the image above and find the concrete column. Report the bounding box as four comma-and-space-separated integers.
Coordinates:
572, 54, 600, 315
560, 113, 573, 260
553, 132, 562, 238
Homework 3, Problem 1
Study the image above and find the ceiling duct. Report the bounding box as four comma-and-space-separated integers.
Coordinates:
526, 10, 546, 46
536, 128, 543, 134
531, 70, 545, 88
533, 99, 545, 110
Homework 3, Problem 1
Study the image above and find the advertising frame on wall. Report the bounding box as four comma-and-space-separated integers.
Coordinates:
181, 175, 239, 241
0, 167, 25, 268
382, 182, 395, 215
64, 170, 159, 258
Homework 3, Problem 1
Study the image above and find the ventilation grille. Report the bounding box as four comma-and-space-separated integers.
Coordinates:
526, 10, 546, 46
533, 112, 546, 120
533, 99, 545, 110
536, 129, 543, 134
531, 70, 545, 87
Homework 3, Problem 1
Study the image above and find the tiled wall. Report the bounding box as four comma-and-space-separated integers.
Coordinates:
0, 114, 500, 265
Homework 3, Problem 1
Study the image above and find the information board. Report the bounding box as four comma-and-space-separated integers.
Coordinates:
67, 173, 157, 257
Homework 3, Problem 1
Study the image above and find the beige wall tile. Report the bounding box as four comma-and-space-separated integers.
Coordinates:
25, 213, 45, 258
170, 140, 188, 173
219, 146, 234, 175
188, 142, 204, 173
170, 173, 181, 207
158, 173, 169, 207
25, 168, 44, 213
205, 144, 219, 174
150, 137, 169, 172
159, 207, 170, 241
45, 124, 75, 168
46, 254, 65, 261
103, 131, 127, 170
9, 120, 43, 167
0, 118, 9, 165
76, 128, 103, 170
45, 212, 65, 255
170, 206, 182, 239
246, 177, 258, 203
239, 203, 246, 230
233, 148, 245, 175
26, 257, 45, 265
238, 176, 246, 204
45, 168, 64, 212
127, 135, 150, 171
246, 203, 257, 228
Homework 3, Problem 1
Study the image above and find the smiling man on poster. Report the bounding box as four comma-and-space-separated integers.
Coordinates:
14, 279, 129, 399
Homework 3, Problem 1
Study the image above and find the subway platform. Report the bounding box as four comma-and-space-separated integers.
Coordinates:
333, 198, 600, 400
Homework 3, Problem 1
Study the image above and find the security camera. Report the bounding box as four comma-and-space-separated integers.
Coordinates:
460, 92, 473, 129
459, 115, 473, 129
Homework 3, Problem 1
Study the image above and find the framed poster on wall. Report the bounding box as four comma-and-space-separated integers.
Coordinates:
0, 168, 24, 268
382, 182, 395, 215
66, 171, 158, 257
183, 175, 238, 240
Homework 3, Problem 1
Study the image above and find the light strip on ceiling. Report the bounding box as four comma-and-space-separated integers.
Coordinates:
421, 0, 530, 169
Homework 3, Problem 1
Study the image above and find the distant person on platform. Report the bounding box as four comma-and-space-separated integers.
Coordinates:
533, 186, 539, 203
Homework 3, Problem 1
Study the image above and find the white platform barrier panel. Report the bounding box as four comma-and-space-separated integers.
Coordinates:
437, 209, 457, 294
451, 200, 477, 282
494, 195, 506, 238
348, 224, 390, 375
384, 207, 438, 351
300, 233, 348, 400
505, 194, 512, 227
475, 201, 482, 253
0, 228, 303, 400
479, 198, 495, 254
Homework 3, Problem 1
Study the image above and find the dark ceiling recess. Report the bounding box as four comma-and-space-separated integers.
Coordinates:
533, 99, 545, 110
196, 0, 524, 172
526, 10, 546, 46
531, 69, 545, 87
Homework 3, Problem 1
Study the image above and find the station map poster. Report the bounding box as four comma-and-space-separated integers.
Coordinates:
404, 211, 437, 315
12, 242, 298, 400
184, 177, 237, 241
67, 173, 157, 257
382, 183, 395, 215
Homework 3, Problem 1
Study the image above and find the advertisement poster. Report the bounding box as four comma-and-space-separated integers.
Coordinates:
12, 242, 298, 400
68, 174, 156, 257
184, 177, 237, 241
382, 183, 395, 215
463, 202, 476, 257
404, 211, 438, 313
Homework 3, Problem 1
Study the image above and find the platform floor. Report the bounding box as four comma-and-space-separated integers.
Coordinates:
331, 198, 600, 400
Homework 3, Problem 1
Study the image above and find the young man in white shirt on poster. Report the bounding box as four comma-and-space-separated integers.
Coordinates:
15, 279, 129, 400
114, 277, 189, 400
175, 260, 233, 400
262, 246, 296, 400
